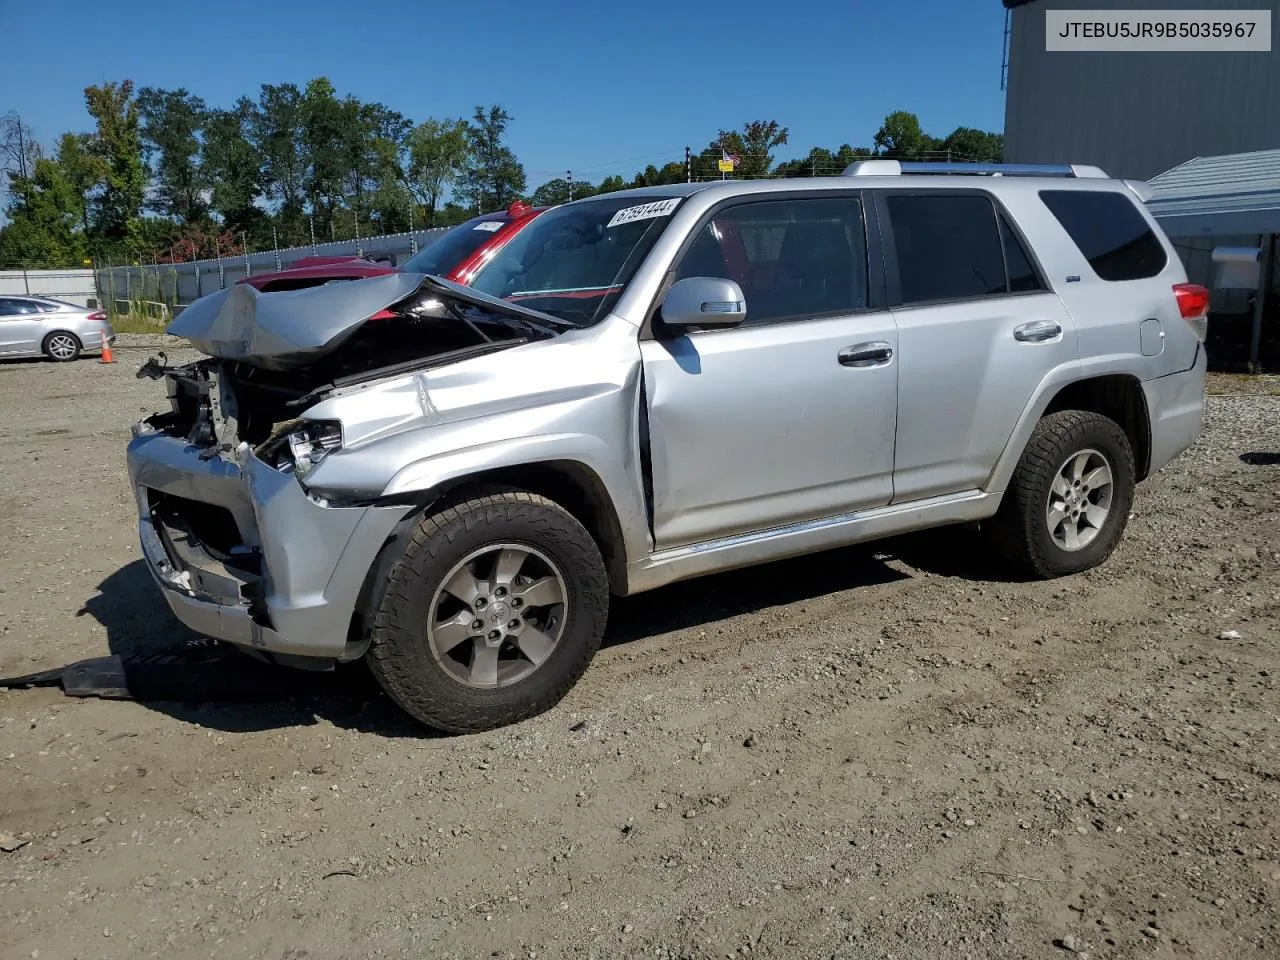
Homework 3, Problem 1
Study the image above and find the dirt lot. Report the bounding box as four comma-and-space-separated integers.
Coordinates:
1, 341, 1278, 960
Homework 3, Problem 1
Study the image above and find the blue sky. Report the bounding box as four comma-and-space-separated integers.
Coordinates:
2, 0, 1010, 188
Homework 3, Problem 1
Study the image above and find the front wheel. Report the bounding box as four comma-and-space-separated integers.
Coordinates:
987, 410, 1136, 579
366, 488, 609, 733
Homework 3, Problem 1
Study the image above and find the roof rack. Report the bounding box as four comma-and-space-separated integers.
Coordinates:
842, 160, 1110, 179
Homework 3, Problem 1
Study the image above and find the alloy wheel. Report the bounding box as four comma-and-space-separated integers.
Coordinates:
426, 543, 568, 688
1045, 447, 1114, 552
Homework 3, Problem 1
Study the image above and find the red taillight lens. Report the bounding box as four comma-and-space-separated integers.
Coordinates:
87, 310, 107, 321
1173, 283, 1209, 319
367, 309, 397, 321
1173, 282, 1210, 342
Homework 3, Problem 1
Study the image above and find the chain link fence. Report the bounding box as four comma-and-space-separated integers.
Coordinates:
92, 227, 451, 325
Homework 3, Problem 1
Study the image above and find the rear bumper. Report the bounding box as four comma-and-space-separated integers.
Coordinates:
1143, 342, 1208, 476
84, 329, 115, 350
127, 425, 414, 660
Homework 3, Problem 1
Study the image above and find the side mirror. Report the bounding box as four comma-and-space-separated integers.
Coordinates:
660, 277, 747, 331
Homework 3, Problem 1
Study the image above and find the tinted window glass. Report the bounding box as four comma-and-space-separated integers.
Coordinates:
1039, 189, 1167, 281
1000, 214, 1044, 293
0, 297, 41, 315
401, 219, 508, 276
470, 195, 681, 326
887, 194, 1007, 303
675, 196, 867, 325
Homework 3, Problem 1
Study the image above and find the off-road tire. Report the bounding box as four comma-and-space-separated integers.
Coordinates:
366, 487, 609, 733
42, 331, 81, 362
987, 410, 1135, 579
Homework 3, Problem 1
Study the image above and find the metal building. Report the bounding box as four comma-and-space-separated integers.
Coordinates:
1001, 0, 1280, 369
1002, 0, 1280, 181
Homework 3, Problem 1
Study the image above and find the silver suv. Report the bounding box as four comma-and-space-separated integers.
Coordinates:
126, 161, 1208, 732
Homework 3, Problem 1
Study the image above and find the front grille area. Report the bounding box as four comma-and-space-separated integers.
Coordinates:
146, 490, 257, 571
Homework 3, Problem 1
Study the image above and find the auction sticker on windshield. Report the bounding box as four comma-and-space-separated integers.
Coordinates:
606, 198, 680, 229
473, 221, 504, 232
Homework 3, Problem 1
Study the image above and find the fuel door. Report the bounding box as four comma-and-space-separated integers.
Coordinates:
1139, 317, 1165, 357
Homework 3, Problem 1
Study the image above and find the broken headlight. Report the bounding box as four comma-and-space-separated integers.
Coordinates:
285, 420, 343, 476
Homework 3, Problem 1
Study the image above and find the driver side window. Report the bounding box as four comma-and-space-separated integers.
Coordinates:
672, 196, 868, 327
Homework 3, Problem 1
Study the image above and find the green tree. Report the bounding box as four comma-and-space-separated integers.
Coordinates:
529, 177, 595, 206
51, 132, 102, 237
630, 161, 686, 188
84, 80, 146, 248
250, 83, 306, 243
345, 101, 410, 223
405, 118, 470, 226
776, 146, 832, 177
835, 144, 873, 167
0, 155, 87, 267
595, 174, 626, 195
137, 87, 208, 225
873, 110, 928, 159
728, 120, 789, 178
939, 126, 1004, 162
458, 105, 526, 212
300, 78, 348, 237
434, 201, 475, 227
202, 98, 267, 240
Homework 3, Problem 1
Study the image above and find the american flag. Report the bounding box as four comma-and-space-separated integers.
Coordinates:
722, 152, 741, 167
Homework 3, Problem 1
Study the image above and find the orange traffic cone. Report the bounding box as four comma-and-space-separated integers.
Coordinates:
100, 329, 116, 364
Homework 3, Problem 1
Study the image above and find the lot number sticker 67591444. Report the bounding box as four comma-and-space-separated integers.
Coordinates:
606, 198, 680, 229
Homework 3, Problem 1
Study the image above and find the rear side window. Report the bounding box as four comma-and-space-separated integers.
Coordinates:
886, 194, 1010, 303
1039, 189, 1167, 281
1000, 214, 1044, 293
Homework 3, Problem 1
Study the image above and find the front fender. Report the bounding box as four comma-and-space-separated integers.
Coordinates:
377, 432, 651, 570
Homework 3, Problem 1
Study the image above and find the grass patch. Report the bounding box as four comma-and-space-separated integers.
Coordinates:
1205, 371, 1280, 396
110, 313, 171, 334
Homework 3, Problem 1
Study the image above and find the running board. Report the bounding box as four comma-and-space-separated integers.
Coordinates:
624, 490, 997, 594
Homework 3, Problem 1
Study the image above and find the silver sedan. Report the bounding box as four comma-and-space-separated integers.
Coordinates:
0, 295, 116, 362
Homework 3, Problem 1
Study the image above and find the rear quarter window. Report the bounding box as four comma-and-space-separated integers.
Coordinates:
1039, 189, 1167, 282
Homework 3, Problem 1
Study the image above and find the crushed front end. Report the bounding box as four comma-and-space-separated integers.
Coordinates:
127, 358, 419, 665
126, 274, 564, 665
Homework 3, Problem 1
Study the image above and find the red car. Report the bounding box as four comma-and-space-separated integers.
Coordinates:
238, 201, 548, 293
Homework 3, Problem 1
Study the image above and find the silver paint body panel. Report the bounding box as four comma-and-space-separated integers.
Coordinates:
125, 174, 1207, 660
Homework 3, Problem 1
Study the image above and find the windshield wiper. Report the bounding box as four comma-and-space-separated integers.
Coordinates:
417, 274, 582, 331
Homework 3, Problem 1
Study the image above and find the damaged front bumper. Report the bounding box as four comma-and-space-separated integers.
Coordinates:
127, 422, 415, 663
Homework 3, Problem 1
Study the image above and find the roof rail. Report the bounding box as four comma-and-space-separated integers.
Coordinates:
842, 160, 1111, 179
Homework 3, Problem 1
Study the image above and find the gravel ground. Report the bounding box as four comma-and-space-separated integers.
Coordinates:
1, 351, 1277, 960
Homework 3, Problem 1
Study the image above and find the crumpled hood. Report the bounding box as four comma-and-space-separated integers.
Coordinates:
166, 272, 429, 371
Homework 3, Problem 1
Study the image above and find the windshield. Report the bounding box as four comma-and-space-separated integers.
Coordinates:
469, 195, 682, 325
401, 218, 506, 275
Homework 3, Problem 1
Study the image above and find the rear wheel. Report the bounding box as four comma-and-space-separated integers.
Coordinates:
42, 331, 81, 362
987, 410, 1135, 579
366, 488, 609, 733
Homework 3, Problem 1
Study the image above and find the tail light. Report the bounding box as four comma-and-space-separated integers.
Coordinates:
87, 310, 107, 322
367, 309, 397, 321
1173, 283, 1210, 342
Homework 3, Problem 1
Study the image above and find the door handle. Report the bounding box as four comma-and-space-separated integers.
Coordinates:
838, 341, 894, 367
1013, 320, 1062, 343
